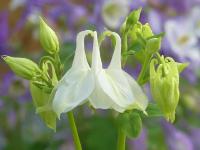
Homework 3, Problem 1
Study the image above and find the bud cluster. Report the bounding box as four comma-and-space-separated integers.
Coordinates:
150, 55, 187, 122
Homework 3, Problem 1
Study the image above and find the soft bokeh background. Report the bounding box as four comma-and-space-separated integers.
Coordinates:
1, 0, 200, 150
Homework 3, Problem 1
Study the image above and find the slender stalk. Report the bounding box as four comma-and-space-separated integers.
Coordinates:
117, 32, 128, 150
137, 54, 151, 85
117, 128, 126, 150
122, 32, 128, 66
67, 111, 82, 150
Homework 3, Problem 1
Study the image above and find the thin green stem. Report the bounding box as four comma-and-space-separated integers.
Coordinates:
117, 128, 126, 150
67, 111, 82, 150
122, 32, 128, 67
117, 32, 128, 150
54, 52, 63, 79
137, 54, 151, 85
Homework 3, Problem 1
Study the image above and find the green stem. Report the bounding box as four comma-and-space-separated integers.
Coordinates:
117, 128, 126, 150
117, 32, 128, 150
54, 52, 63, 79
67, 111, 82, 150
137, 54, 151, 85
122, 32, 128, 67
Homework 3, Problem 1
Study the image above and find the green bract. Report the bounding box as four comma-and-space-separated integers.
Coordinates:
117, 111, 142, 138
2, 55, 41, 80
150, 56, 184, 122
125, 7, 142, 32
30, 82, 57, 130
40, 17, 59, 54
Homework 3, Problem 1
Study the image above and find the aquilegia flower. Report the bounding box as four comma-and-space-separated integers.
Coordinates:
53, 30, 148, 117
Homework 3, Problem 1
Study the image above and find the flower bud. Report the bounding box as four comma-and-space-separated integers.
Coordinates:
146, 37, 161, 54
142, 23, 153, 38
150, 57, 180, 122
40, 17, 59, 54
2, 55, 41, 80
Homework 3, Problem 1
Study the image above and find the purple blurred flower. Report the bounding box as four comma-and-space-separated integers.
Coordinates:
148, 10, 166, 34
129, 128, 147, 150
148, 0, 193, 14
13, 0, 58, 32
188, 127, 200, 150
0, 73, 31, 103
0, 73, 13, 97
0, 11, 10, 55
166, 0, 191, 14
162, 121, 194, 150
0, 99, 4, 110
130, 0, 147, 10
7, 111, 16, 128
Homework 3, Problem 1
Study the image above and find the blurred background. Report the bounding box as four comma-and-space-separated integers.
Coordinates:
1, 0, 200, 150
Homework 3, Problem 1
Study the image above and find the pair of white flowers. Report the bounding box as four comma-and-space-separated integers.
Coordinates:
52, 30, 148, 117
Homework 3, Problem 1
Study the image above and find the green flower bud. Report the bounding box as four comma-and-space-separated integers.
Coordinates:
125, 8, 142, 32
2, 55, 41, 80
146, 37, 161, 54
40, 17, 59, 54
142, 23, 153, 38
150, 57, 180, 122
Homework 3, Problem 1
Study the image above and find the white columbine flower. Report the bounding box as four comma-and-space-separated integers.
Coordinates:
101, 0, 129, 29
53, 30, 148, 117
165, 19, 200, 61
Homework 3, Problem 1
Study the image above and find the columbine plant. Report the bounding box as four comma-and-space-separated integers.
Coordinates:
2, 8, 188, 150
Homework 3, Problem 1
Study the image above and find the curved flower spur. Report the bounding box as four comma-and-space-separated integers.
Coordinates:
89, 31, 148, 112
53, 30, 95, 117
53, 30, 148, 117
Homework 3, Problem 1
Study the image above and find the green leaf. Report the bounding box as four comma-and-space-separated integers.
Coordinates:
147, 32, 165, 40
59, 43, 75, 73
145, 103, 164, 117
117, 112, 142, 138
177, 62, 189, 73
30, 82, 57, 131
81, 116, 117, 150
125, 8, 142, 32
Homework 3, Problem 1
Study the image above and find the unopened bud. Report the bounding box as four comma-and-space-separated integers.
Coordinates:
40, 17, 59, 54
2, 55, 41, 80
150, 57, 180, 122
146, 37, 161, 54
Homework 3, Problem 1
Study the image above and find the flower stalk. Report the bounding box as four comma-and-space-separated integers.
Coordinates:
67, 111, 82, 150
117, 129, 126, 150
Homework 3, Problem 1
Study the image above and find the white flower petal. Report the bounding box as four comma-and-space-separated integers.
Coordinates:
90, 31, 147, 112
53, 70, 94, 117
89, 72, 125, 112
108, 32, 121, 69
123, 71, 148, 111
53, 30, 94, 117
88, 32, 123, 111
71, 30, 93, 69
107, 32, 147, 111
